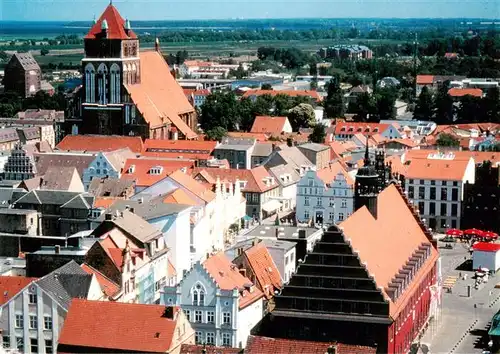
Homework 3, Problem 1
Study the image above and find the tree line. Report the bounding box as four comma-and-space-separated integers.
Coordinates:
0, 91, 67, 118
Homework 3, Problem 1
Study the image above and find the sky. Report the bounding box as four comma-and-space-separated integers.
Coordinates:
1, 0, 499, 21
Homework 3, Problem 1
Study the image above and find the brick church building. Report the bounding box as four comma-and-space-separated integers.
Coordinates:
76, 3, 197, 140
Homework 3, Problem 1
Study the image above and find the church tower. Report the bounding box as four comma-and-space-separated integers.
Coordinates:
354, 142, 380, 218
80, 2, 140, 135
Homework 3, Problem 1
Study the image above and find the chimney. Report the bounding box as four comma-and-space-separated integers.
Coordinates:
237, 247, 243, 256
327, 345, 337, 354
138, 197, 144, 204
298, 229, 306, 239
55, 245, 60, 255
252, 238, 259, 247
129, 207, 135, 214
239, 268, 247, 277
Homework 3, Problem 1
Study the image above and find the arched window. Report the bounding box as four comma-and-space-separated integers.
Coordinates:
110, 63, 120, 103
97, 64, 108, 105
123, 64, 128, 85
131, 63, 137, 84
191, 282, 206, 306
85, 63, 95, 103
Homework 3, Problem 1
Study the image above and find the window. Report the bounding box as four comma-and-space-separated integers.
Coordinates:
453, 181, 458, 187
3, 336, 9, 349
441, 188, 448, 201
206, 332, 215, 345
452, 188, 459, 201
418, 202, 425, 214
16, 337, 23, 351
409, 179, 414, 184
195, 310, 203, 323
30, 338, 38, 353
329, 212, 334, 220
430, 187, 436, 199
44, 316, 52, 330
329, 197, 334, 207
29, 315, 37, 329
418, 187, 425, 199
184, 309, 191, 322
223, 312, 231, 325
15, 314, 23, 328
341, 199, 347, 208
28, 292, 37, 304
222, 333, 231, 347
195, 332, 203, 344
431, 180, 435, 185
304, 196, 309, 206
408, 186, 414, 199
192, 283, 206, 306
316, 198, 322, 206
45, 339, 53, 354
338, 213, 344, 221
442, 181, 447, 186
451, 204, 458, 217
440, 203, 447, 216
207, 311, 215, 323
429, 202, 436, 216
304, 210, 309, 220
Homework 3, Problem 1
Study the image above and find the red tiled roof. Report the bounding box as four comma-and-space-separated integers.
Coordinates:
163, 188, 198, 206
242, 89, 322, 102
121, 158, 193, 187
245, 336, 377, 354
180, 344, 242, 354
99, 235, 124, 271
448, 88, 483, 98
227, 132, 269, 141
203, 252, 264, 309
125, 51, 197, 138
193, 89, 211, 96
416, 75, 434, 85
85, 4, 137, 40
143, 139, 217, 155
381, 138, 418, 148
334, 122, 390, 136
0, 276, 37, 305
93, 197, 120, 209
58, 299, 180, 353
81, 263, 120, 298
339, 184, 439, 318
473, 242, 500, 252
404, 157, 472, 181
168, 169, 216, 203
56, 135, 143, 153
251, 116, 289, 134
191, 166, 277, 193
242, 242, 282, 299
316, 161, 354, 186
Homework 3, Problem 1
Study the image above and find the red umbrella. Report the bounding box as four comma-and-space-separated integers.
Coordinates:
483, 231, 498, 240
464, 228, 484, 236
446, 228, 463, 237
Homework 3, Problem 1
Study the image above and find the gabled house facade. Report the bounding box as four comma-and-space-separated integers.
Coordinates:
82, 148, 135, 190
162, 253, 264, 349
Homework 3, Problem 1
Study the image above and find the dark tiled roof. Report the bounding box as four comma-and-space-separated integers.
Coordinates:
180, 344, 243, 354
34, 153, 95, 176
60, 194, 93, 210
36, 261, 93, 310
14, 190, 93, 208
88, 177, 134, 198
40, 166, 79, 191
12, 52, 41, 71
0, 128, 20, 144
99, 197, 190, 221
96, 210, 163, 244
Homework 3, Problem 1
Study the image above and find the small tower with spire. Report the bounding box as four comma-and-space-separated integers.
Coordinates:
354, 141, 380, 218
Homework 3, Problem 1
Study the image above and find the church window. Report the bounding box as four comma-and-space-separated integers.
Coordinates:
110, 63, 120, 103
97, 64, 108, 105
84, 63, 95, 103
191, 283, 206, 306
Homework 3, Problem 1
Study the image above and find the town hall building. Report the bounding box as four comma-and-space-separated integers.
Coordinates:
77, 3, 198, 140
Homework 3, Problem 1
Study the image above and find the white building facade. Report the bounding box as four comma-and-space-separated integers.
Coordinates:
296, 169, 354, 225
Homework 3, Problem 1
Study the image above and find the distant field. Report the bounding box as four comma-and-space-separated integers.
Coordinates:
26, 37, 405, 64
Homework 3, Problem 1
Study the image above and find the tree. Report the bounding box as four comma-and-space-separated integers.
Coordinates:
348, 92, 375, 122
0, 103, 15, 117
204, 127, 227, 141
287, 103, 316, 130
309, 123, 326, 143
373, 87, 397, 121
324, 77, 345, 118
310, 79, 318, 91
237, 97, 255, 131
40, 48, 50, 56
261, 83, 273, 90
433, 84, 454, 124
456, 95, 483, 123
200, 91, 239, 131
413, 86, 434, 121
483, 86, 500, 123
436, 133, 460, 147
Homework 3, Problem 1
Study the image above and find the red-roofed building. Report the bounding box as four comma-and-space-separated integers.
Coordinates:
121, 157, 194, 191
56, 134, 143, 153
448, 87, 483, 98
0, 276, 37, 305
78, 3, 197, 141
81, 263, 121, 300
142, 139, 217, 163
252, 184, 439, 354
58, 300, 195, 353
334, 122, 401, 141
250, 116, 293, 135
243, 89, 322, 103
245, 335, 377, 354
162, 252, 264, 348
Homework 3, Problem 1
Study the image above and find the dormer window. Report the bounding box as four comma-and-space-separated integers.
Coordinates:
128, 165, 135, 173
373, 128, 379, 133
149, 166, 163, 175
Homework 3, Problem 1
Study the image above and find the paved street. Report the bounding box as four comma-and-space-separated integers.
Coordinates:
421, 241, 500, 354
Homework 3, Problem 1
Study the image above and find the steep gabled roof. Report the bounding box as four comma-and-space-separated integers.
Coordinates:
58, 300, 180, 353
40, 166, 79, 191
0, 276, 37, 305
81, 263, 120, 298
121, 158, 193, 187
168, 170, 216, 203
251, 116, 289, 134
84, 4, 137, 40
11, 52, 40, 71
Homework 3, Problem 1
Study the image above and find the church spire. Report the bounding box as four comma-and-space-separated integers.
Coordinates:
363, 135, 371, 166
